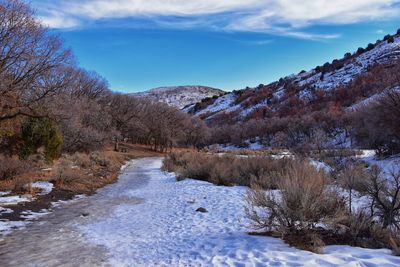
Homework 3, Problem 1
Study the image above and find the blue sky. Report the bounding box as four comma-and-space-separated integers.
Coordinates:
31, 0, 400, 93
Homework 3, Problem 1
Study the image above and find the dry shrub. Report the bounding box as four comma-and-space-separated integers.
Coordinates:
246, 162, 400, 255
209, 157, 240, 186
362, 166, 400, 229
53, 158, 93, 193
12, 176, 42, 195
246, 160, 346, 252
26, 153, 47, 168
178, 153, 214, 182
338, 162, 367, 214
71, 152, 92, 169
389, 234, 400, 256
52, 150, 125, 193
285, 232, 326, 254
163, 152, 216, 181
0, 158, 30, 181
12, 176, 32, 194
338, 216, 400, 254
346, 210, 372, 243
330, 209, 376, 247
161, 152, 179, 172
54, 168, 89, 189
90, 152, 118, 170
162, 151, 290, 188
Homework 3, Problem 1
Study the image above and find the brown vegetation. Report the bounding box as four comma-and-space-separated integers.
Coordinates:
0, 0, 211, 200
163, 151, 293, 188
246, 161, 344, 235
245, 159, 400, 255
0, 144, 162, 195
351, 88, 400, 156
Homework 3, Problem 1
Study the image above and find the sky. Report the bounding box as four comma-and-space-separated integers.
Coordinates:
30, 0, 400, 93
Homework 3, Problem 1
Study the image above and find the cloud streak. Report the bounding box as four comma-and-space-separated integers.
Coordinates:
36, 0, 400, 39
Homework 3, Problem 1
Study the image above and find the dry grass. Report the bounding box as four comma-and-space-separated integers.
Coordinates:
52, 144, 162, 194
162, 151, 291, 188
0, 156, 46, 193
390, 235, 400, 256
0, 157, 31, 181
283, 232, 326, 254
0, 143, 163, 195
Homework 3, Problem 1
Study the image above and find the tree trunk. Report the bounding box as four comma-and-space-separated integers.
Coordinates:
114, 139, 119, 152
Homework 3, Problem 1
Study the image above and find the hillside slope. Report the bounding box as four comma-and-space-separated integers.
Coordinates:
188, 33, 400, 123
133, 86, 225, 109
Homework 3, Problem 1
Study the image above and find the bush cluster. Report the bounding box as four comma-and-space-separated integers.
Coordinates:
247, 160, 400, 255
0, 157, 30, 181
162, 151, 291, 188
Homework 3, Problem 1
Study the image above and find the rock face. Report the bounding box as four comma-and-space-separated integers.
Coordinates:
132, 86, 225, 110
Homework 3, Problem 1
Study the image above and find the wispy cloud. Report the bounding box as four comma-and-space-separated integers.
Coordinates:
38, 13, 79, 29
35, 0, 400, 39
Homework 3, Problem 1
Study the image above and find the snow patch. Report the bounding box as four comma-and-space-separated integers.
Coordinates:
357, 150, 400, 178
0, 191, 11, 197
31, 181, 53, 195
309, 159, 333, 173
0, 220, 26, 237
133, 86, 224, 109
79, 158, 400, 266
196, 93, 236, 116
298, 37, 400, 90
0, 195, 32, 205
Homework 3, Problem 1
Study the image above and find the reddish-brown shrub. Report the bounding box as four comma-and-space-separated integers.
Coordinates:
0, 158, 30, 181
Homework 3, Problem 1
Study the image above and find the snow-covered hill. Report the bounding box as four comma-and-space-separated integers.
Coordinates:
189, 34, 400, 121
132, 86, 225, 109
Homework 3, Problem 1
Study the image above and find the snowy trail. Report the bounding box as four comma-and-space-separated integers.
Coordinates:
1, 158, 400, 266
0, 158, 151, 267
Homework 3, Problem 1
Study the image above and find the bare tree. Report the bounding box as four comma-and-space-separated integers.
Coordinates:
364, 166, 400, 229
339, 162, 366, 214
0, 0, 72, 123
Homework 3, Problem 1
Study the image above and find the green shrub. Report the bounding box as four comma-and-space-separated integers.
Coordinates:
20, 118, 63, 162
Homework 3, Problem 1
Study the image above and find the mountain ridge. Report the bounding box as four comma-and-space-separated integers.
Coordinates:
132, 85, 225, 109
187, 32, 400, 124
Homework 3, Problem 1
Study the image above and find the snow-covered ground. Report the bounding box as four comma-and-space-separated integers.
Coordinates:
297, 37, 400, 90
0, 195, 32, 205
208, 139, 266, 152
0, 181, 55, 238
349, 86, 400, 111
309, 159, 333, 173
31, 181, 54, 195
79, 158, 400, 266
133, 86, 224, 109
196, 93, 237, 116
357, 150, 400, 177
0, 181, 54, 207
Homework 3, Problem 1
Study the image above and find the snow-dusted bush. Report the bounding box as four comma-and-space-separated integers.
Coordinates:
246, 160, 345, 236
